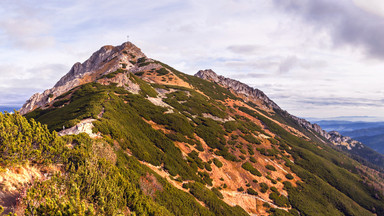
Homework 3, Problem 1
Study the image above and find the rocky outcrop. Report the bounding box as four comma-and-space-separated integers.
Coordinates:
202, 113, 234, 123
328, 131, 363, 150
285, 114, 365, 150
54, 42, 145, 88
195, 69, 281, 110
289, 115, 330, 139
57, 118, 101, 138
96, 72, 140, 94
20, 42, 146, 115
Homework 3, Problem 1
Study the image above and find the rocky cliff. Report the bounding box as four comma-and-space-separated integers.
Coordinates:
195, 69, 281, 111
20, 42, 146, 115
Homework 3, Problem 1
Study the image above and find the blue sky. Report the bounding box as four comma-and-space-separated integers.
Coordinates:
1, 0, 384, 120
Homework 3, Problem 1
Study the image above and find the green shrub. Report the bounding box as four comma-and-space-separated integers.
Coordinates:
241, 162, 262, 176
100, 69, 125, 79
250, 157, 257, 163
0, 112, 66, 166
270, 186, 279, 193
285, 173, 294, 180
137, 57, 146, 63
247, 144, 255, 155
130, 74, 158, 97
139, 62, 150, 67
246, 188, 258, 196
188, 182, 248, 216
259, 183, 268, 193
213, 158, 223, 168
241, 134, 261, 144
53, 98, 69, 107
266, 176, 277, 184
266, 164, 277, 171
156, 68, 169, 75
283, 181, 293, 191
211, 187, 224, 199
269, 192, 290, 208
223, 121, 237, 133
205, 162, 212, 171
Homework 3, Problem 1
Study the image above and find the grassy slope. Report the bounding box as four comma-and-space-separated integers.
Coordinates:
168, 65, 384, 215
21, 66, 384, 216
23, 80, 248, 215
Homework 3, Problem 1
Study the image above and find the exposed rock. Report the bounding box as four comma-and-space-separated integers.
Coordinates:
96, 72, 140, 94
289, 115, 330, 139
328, 131, 362, 150
147, 97, 172, 109
20, 42, 146, 115
57, 118, 101, 138
202, 113, 234, 123
54, 43, 145, 88
195, 69, 280, 110
288, 115, 364, 150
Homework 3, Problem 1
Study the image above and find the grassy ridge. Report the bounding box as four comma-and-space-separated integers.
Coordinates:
20, 67, 384, 215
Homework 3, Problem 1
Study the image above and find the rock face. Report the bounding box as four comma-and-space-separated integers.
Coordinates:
328, 131, 363, 150
195, 69, 280, 110
194, 69, 364, 150
57, 118, 101, 139
96, 72, 140, 94
20, 42, 146, 115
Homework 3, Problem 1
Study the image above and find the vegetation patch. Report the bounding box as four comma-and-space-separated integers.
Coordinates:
156, 68, 169, 76
266, 164, 277, 171
213, 158, 223, 168
241, 162, 262, 176
246, 188, 258, 196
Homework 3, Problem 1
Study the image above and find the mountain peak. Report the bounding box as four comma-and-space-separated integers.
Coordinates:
54, 42, 145, 88
20, 42, 146, 114
195, 69, 221, 82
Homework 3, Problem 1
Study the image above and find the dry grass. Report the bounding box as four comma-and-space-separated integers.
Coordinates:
0, 164, 61, 214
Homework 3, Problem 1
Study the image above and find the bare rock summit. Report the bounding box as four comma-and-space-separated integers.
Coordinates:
20, 42, 145, 115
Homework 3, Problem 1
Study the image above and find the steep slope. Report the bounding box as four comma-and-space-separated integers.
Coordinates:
19, 42, 146, 115
196, 69, 384, 169
5, 42, 384, 215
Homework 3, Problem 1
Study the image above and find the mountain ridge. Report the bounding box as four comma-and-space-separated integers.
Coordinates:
20, 41, 384, 168
194, 69, 384, 166
7, 42, 384, 215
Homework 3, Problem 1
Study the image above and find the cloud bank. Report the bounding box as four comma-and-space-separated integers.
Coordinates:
273, 0, 384, 59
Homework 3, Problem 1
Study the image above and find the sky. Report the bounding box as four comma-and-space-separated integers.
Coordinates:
0, 0, 384, 121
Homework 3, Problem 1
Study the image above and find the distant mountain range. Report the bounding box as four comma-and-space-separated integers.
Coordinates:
315, 120, 384, 154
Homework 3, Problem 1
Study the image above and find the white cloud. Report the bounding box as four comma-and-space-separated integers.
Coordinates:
0, 0, 382, 120
353, 0, 384, 17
